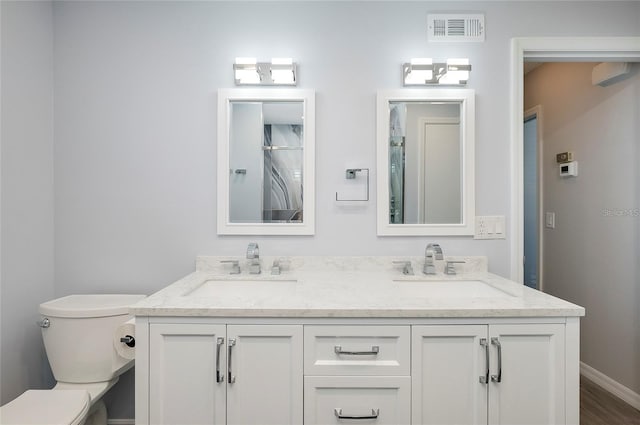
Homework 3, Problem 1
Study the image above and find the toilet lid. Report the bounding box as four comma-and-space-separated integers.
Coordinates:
0, 390, 90, 425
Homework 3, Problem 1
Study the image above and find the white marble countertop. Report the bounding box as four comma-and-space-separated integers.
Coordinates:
130, 256, 585, 318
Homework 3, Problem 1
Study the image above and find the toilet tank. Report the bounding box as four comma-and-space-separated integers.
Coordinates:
39, 294, 146, 384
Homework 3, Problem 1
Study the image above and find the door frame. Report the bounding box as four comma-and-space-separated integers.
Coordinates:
523, 105, 543, 291
509, 37, 640, 283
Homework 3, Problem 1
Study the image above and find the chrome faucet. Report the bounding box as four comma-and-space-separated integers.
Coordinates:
423, 243, 443, 275
246, 243, 261, 274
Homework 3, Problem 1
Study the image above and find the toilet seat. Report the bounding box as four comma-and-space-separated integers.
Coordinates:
0, 389, 90, 425
54, 379, 117, 405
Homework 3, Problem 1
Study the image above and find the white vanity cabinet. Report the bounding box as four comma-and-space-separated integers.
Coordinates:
412, 323, 567, 425
137, 318, 579, 425
146, 322, 302, 425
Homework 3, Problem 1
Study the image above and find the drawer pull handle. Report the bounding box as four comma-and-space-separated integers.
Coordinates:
479, 338, 489, 384
491, 337, 502, 383
215, 337, 224, 383
334, 345, 379, 356
228, 338, 236, 384
334, 408, 380, 420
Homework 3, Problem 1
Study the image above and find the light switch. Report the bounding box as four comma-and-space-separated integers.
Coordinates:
545, 212, 555, 229
495, 219, 504, 235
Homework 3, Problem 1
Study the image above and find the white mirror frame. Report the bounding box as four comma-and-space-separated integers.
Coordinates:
217, 88, 315, 235
376, 89, 475, 236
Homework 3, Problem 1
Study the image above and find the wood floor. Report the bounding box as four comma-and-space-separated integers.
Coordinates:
581, 376, 640, 425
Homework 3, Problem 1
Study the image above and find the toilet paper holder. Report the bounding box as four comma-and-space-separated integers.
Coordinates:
120, 335, 135, 348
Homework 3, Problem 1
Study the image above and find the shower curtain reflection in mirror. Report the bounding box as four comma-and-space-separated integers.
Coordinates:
229, 101, 304, 223
389, 103, 406, 224
262, 123, 303, 222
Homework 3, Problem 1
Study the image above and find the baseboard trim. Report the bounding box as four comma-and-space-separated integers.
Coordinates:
581, 362, 640, 410
107, 420, 134, 425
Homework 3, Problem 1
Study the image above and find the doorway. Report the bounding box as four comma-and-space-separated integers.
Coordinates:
512, 37, 640, 415
509, 37, 640, 283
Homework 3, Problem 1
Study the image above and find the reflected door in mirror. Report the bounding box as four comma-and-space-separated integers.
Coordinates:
389, 101, 462, 225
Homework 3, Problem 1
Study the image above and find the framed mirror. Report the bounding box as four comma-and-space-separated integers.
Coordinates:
217, 89, 315, 235
376, 89, 475, 236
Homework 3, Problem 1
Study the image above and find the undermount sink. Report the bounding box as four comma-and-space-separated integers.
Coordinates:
184, 279, 299, 297
392, 279, 513, 298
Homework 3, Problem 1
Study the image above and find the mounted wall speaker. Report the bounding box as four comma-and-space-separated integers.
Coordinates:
591, 62, 631, 87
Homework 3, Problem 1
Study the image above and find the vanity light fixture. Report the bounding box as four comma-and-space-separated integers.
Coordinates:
234, 57, 261, 85
233, 57, 297, 86
403, 58, 471, 86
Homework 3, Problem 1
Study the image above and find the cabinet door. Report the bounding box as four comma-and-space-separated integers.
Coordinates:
149, 323, 226, 425
412, 325, 488, 425
488, 324, 565, 425
226, 325, 303, 425
304, 376, 411, 425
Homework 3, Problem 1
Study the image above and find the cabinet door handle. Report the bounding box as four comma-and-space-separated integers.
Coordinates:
228, 338, 236, 384
491, 337, 502, 383
334, 345, 379, 356
334, 408, 380, 420
479, 338, 489, 384
215, 337, 224, 383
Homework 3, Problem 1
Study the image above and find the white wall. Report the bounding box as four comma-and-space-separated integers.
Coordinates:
524, 62, 640, 394
0, 0, 632, 419
0, 0, 56, 405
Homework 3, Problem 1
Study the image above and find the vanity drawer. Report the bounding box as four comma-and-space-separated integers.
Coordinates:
304, 326, 410, 376
304, 376, 410, 425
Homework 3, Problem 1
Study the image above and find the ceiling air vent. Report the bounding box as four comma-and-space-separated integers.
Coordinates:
427, 14, 485, 42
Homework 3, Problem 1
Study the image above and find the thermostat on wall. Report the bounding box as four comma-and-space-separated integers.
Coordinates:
559, 161, 578, 177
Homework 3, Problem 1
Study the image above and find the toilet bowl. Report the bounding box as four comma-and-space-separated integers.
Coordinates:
0, 294, 146, 425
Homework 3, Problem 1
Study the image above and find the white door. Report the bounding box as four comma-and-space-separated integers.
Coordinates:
422, 119, 461, 224
412, 325, 488, 425
149, 323, 226, 425
226, 324, 303, 425
488, 324, 565, 425
304, 376, 411, 425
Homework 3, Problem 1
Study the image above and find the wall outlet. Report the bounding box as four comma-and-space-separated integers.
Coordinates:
474, 216, 506, 239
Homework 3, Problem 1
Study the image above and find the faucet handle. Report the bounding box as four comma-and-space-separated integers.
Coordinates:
221, 260, 241, 274
445, 260, 466, 275
271, 258, 290, 275
392, 261, 414, 275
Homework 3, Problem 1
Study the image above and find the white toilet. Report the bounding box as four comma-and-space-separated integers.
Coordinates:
0, 294, 146, 425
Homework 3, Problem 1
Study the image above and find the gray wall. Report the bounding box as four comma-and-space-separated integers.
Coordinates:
0, 0, 56, 405
0, 0, 638, 419
524, 62, 640, 394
